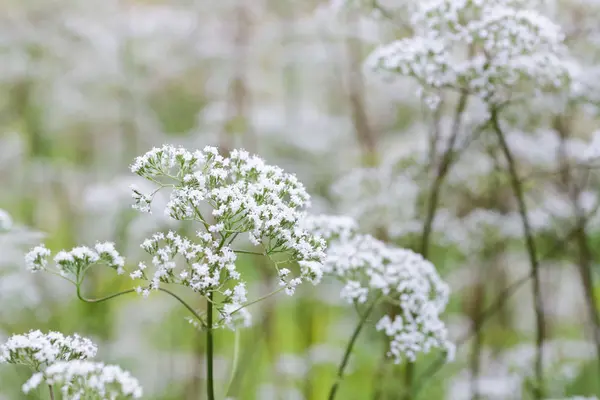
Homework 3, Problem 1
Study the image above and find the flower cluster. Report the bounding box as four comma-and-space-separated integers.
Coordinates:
443, 208, 523, 254
25, 242, 125, 282
366, 0, 572, 106
131, 230, 251, 327
0, 330, 97, 371
330, 165, 422, 239
23, 361, 143, 399
131, 145, 325, 268
1, 331, 142, 399
304, 214, 454, 363
130, 145, 326, 302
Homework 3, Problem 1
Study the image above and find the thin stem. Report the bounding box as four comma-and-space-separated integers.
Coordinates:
491, 108, 545, 399
77, 286, 207, 328
76, 286, 136, 303
403, 362, 415, 400
328, 298, 380, 400
420, 90, 469, 259
218, 287, 287, 324
400, 90, 469, 400
233, 249, 264, 256
574, 220, 600, 373
48, 385, 55, 400
206, 291, 215, 400
413, 219, 586, 395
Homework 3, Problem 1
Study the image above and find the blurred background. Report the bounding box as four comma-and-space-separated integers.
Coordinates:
1, 0, 600, 399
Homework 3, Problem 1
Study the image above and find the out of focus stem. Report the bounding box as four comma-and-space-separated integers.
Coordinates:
48, 385, 55, 400
328, 297, 381, 400
491, 107, 545, 399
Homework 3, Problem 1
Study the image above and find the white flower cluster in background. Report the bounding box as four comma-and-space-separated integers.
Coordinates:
304, 214, 454, 363
25, 242, 125, 282
444, 208, 523, 254
23, 361, 143, 399
366, 0, 573, 106
331, 165, 422, 239
0, 330, 97, 370
0, 209, 12, 232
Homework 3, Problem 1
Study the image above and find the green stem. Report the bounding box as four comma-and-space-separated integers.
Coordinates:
403, 362, 415, 400
76, 286, 207, 328
206, 291, 215, 400
48, 385, 55, 400
233, 249, 264, 256
491, 108, 545, 399
328, 298, 380, 400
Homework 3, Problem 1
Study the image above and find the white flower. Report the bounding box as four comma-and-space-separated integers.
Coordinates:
130, 146, 326, 273
0, 330, 97, 370
95, 242, 126, 274
24, 245, 52, 272
306, 214, 454, 364
22, 360, 143, 399
367, 0, 573, 105
24, 243, 125, 281
0, 209, 13, 232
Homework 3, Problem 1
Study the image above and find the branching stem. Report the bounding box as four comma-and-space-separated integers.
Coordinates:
491, 108, 545, 399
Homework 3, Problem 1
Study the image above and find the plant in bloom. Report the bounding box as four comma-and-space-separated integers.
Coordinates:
366, 0, 573, 107
25, 242, 125, 283
303, 214, 454, 364
0, 330, 97, 371
127, 145, 326, 325
1, 331, 142, 399
21, 145, 327, 400
24, 146, 326, 328
23, 361, 143, 400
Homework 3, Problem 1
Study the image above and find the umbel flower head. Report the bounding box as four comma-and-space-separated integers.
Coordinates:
24, 242, 125, 283
127, 145, 326, 324
23, 360, 143, 400
366, 0, 572, 106
0, 330, 97, 371
304, 214, 454, 363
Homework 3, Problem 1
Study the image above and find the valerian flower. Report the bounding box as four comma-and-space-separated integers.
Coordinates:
25, 146, 326, 330
366, 0, 573, 106
0, 330, 97, 371
128, 146, 326, 324
303, 214, 454, 363
24, 242, 125, 282
23, 361, 143, 400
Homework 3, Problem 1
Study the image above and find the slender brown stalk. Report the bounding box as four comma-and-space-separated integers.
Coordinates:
469, 277, 485, 400
491, 108, 545, 399
414, 224, 586, 394
574, 219, 600, 372
420, 91, 469, 259
345, 13, 377, 166
221, 2, 252, 153
397, 91, 471, 400
554, 116, 600, 370
48, 385, 55, 400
